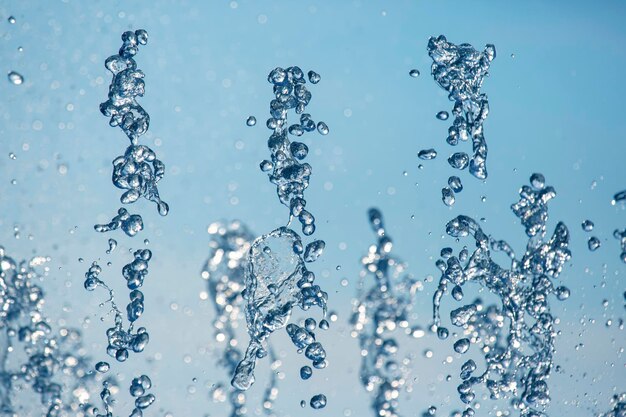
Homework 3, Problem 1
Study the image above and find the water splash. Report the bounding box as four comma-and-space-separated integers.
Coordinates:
427, 35, 495, 206
350, 208, 420, 417
231, 67, 330, 411
202, 221, 280, 416
0, 246, 98, 416
598, 392, 625, 417
432, 174, 571, 416
232, 227, 328, 391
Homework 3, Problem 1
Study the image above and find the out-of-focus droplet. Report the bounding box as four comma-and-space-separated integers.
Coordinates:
7, 71, 24, 85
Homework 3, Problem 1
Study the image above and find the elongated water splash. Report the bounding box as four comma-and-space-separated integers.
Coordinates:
232, 67, 330, 410
351, 209, 421, 417
432, 174, 571, 417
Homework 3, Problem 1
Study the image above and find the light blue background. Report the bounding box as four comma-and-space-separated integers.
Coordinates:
0, 1, 624, 416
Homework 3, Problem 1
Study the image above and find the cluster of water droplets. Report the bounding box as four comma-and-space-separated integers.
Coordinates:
201, 221, 279, 417
94, 374, 155, 417
432, 174, 571, 416
0, 247, 99, 416
232, 68, 330, 409
99, 29, 168, 216
259, 66, 328, 236
423, 35, 495, 206
350, 209, 421, 417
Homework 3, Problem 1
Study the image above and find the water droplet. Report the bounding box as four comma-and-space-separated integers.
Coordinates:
409, 69, 420, 77
581, 220, 594, 232
436, 110, 449, 120
418, 148, 437, 160
7, 16, 16, 24
246, 116, 256, 126
588, 236, 601, 251
310, 394, 327, 409
317, 121, 329, 135
7, 71, 23, 85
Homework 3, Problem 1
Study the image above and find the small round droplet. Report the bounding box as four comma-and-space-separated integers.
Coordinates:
7, 16, 16, 24
7, 71, 23, 85
409, 69, 420, 78
246, 116, 257, 126
436, 111, 449, 120
307, 70, 321, 84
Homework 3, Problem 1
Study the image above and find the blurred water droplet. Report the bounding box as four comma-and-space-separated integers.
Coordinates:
7, 71, 23, 85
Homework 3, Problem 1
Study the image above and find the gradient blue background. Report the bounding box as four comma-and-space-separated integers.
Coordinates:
0, 1, 624, 416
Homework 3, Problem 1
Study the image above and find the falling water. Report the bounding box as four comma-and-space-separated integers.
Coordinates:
432, 174, 571, 416
350, 209, 421, 417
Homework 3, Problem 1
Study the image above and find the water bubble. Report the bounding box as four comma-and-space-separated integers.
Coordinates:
409, 69, 420, 77
442, 187, 455, 206
530, 172, 545, 189
448, 152, 469, 170
246, 116, 257, 126
300, 365, 313, 380
95, 361, 110, 373
453, 338, 470, 354
436, 110, 449, 120
7, 71, 24, 85
95, 208, 144, 237
308, 70, 321, 84
310, 394, 327, 409
588, 236, 601, 251
106, 238, 118, 254
581, 219, 594, 232
418, 148, 437, 160
448, 176, 463, 193
317, 121, 329, 135
7, 16, 16, 24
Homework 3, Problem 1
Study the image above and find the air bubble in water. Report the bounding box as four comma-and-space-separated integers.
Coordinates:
7, 71, 23, 85
7, 16, 16, 24
612, 190, 626, 206
442, 187, 455, 206
409, 69, 420, 77
246, 116, 257, 126
436, 110, 449, 120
